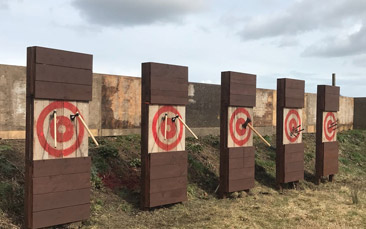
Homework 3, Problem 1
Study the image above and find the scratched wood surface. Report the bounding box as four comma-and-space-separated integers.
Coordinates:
227, 107, 253, 148
148, 105, 185, 153
283, 108, 303, 145
322, 111, 338, 143
33, 99, 89, 160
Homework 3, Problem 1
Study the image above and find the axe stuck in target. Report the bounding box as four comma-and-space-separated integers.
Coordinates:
242, 117, 274, 149
70, 112, 99, 146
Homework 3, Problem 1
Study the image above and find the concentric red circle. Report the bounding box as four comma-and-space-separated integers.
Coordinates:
229, 108, 252, 146
36, 101, 85, 157
152, 106, 184, 151
50, 116, 74, 143
284, 109, 301, 143
323, 112, 336, 141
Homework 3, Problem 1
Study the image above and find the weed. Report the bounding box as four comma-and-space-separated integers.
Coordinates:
129, 158, 141, 168
187, 143, 203, 153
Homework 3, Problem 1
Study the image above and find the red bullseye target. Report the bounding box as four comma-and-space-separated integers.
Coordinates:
229, 107, 252, 147
151, 106, 184, 151
323, 112, 337, 142
36, 101, 84, 157
284, 109, 302, 144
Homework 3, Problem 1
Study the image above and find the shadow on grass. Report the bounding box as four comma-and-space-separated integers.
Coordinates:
254, 163, 276, 189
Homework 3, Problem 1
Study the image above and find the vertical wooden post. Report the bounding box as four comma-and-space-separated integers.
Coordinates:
332, 73, 336, 86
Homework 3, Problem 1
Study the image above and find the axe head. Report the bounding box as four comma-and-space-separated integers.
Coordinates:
242, 117, 252, 129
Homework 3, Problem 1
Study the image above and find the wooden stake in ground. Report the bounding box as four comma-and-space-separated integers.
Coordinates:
176, 115, 198, 140
75, 112, 99, 146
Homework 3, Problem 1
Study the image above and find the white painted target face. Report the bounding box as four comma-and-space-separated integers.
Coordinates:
227, 107, 253, 147
322, 112, 337, 142
33, 99, 89, 160
283, 108, 303, 145
148, 105, 185, 153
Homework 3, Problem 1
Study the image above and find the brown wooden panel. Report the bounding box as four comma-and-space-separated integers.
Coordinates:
33, 157, 91, 177
150, 163, 187, 180
285, 161, 304, 173
285, 88, 304, 99
149, 188, 187, 207
150, 176, 187, 194
229, 94, 256, 107
228, 178, 254, 192
230, 83, 256, 96
33, 188, 90, 212
150, 151, 187, 167
229, 155, 254, 169
285, 97, 304, 108
325, 93, 340, 111
228, 147, 255, 159
285, 78, 305, 89
229, 167, 255, 180
150, 77, 187, 91
35, 46, 93, 70
325, 85, 340, 95
229, 72, 256, 85
150, 94, 188, 105
324, 142, 338, 160
32, 203, 90, 229
284, 170, 304, 183
34, 81, 92, 101
33, 172, 90, 195
35, 64, 92, 85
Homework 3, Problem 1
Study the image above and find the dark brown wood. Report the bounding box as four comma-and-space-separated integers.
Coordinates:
149, 188, 187, 207
35, 46, 93, 70
33, 157, 91, 177
219, 72, 256, 196
34, 81, 92, 101
150, 163, 188, 180
316, 85, 339, 179
142, 62, 188, 105
32, 204, 90, 229
150, 176, 187, 193
276, 78, 305, 185
150, 151, 187, 167
35, 64, 92, 85
33, 188, 90, 212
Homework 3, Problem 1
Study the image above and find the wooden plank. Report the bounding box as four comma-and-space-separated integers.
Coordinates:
284, 151, 303, 163
33, 172, 90, 194
285, 88, 304, 99
229, 167, 255, 180
228, 147, 254, 159
150, 176, 187, 194
33, 188, 90, 212
284, 170, 304, 183
285, 161, 304, 173
34, 81, 92, 101
230, 83, 256, 96
32, 203, 90, 229
150, 79, 187, 91
148, 62, 188, 80
35, 46, 92, 70
149, 188, 187, 207
324, 85, 340, 95
228, 178, 254, 192
325, 94, 339, 111
229, 94, 256, 107
150, 151, 187, 167
33, 157, 91, 177
229, 72, 256, 85
150, 163, 187, 180
285, 78, 305, 90
150, 95, 188, 105
35, 64, 92, 85
285, 97, 304, 108
229, 155, 254, 169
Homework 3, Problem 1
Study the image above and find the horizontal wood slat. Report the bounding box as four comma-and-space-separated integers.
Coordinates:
33, 188, 90, 212
150, 163, 187, 180
229, 155, 254, 169
228, 178, 255, 192
150, 176, 187, 194
33, 172, 90, 195
35, 46, 92, 70
230, 94, 256, 107
228, 146, 255, 159
149, 95, 188, 105
33, 157, 91, 177
35, 64, 92, 85
229, 72, 256, 85
230, 83, 256, 96
32, 203, 90, 229
34, 81, 92, 101
285, 79, 305, 89
285, 161, 304, 173
284, 170, 304, 183
150, 151, 187, 167
229, 167, 255, 181
149, 188, 187, 207
285, 97, 304, 108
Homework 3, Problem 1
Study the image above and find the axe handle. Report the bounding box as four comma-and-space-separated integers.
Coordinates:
248, 123, 271, 147
54, 110, 57, 148
76, 112, 99, 146
177, 116, 198, 140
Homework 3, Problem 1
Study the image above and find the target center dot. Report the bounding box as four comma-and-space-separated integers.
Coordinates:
58, 125, 66, 134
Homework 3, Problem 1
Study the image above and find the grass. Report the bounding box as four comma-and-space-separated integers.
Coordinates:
0, 130, 366, 228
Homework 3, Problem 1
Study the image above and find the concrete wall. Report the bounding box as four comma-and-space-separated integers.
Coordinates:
0, 64, 355, 139
354, 98, 366, 129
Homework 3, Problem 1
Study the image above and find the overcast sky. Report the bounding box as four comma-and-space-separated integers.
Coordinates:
1, 0, 365, 97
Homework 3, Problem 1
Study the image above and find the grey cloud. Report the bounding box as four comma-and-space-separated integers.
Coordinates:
72, 0, 209, 26
239, 0, 366, 40
302, 26, 366, 57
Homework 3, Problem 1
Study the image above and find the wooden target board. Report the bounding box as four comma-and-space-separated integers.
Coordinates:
276, 78, 305, 185
141, 62, 188, 208
227, 106, 253, 147
33, 100, 89, 160
25, 46, 92, 229
220, 72, 256, 196
148, 105, 185, 153
322, 111, 337, 143
316, 85, 340, 180
283, 108, 303, 144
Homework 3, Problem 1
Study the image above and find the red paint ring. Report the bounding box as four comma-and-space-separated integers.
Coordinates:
152, 106, 184, 151
284, 109, 301, 143
50, 116, 74, 143
229, 107, 252, 146
324, 112, 336, 141
36, 101, 85, 157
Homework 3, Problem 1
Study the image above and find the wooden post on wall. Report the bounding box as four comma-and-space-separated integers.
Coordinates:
276, 78, 305, 188
141, 62, 188, 209
25, 46, 93, 228
315, 85, 340, 183
219, 71, 256, 197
